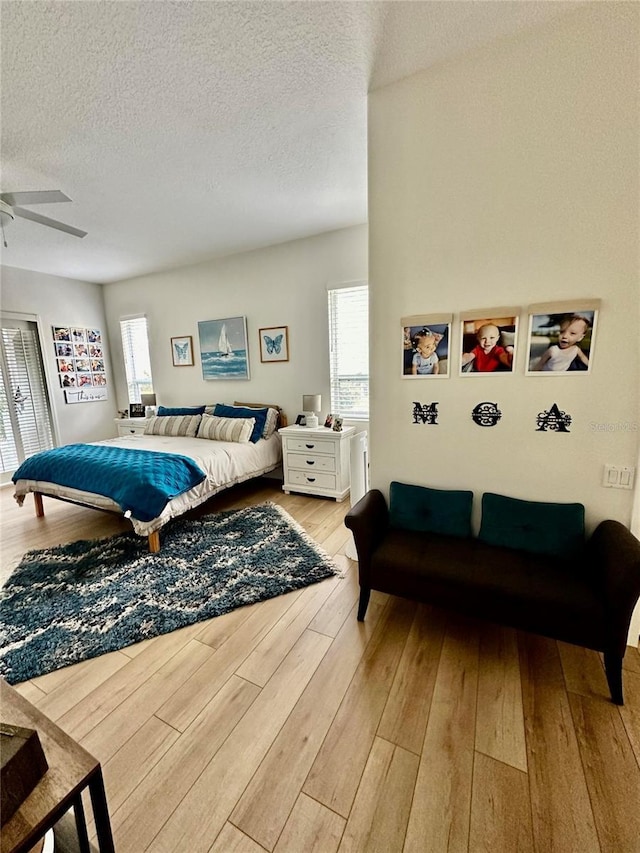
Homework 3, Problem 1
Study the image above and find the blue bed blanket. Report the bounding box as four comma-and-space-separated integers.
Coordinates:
12, 444, 206, 522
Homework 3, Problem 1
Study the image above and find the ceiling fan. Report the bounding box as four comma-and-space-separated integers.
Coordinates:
0, 190, 87, 238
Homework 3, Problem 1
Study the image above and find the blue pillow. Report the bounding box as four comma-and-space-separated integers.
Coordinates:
479, 492, 585, 557
389, 481, 473, 539
157, 406, 206, 416
213, 404, 267, 443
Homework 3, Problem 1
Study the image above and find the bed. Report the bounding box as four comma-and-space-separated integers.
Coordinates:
12, 403, 285, 552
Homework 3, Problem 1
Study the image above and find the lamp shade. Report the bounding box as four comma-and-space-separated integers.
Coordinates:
302, 395, 321, 413
141, 393, 157, 406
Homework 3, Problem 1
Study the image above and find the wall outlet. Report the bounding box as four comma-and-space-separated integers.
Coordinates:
602, 465, 635, 489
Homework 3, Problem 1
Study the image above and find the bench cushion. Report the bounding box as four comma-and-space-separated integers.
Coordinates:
389, 481, 473, 539
479, 492, 585, 558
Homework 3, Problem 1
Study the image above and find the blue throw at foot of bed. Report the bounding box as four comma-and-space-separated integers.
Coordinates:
12, 444, 206, 522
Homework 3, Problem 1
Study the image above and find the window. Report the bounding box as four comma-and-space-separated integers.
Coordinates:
328, 283, 369, 419
120, 316, 154, 404
0, 317, 55, 478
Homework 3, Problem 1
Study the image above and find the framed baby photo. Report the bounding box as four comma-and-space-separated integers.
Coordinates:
402, 314, 452, 379
171, 335, 194, 367
525, 301, 600, 375
259, 326, 289, 363
459, 308, 518, 376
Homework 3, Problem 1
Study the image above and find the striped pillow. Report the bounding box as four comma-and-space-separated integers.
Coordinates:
144, 414, 202, 437
197, 413, 255, 443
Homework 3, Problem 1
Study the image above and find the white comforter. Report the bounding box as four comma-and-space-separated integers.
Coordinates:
13, 432, 282, 535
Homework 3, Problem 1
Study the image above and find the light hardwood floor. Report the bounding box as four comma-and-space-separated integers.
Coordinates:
2, 481, 640, 853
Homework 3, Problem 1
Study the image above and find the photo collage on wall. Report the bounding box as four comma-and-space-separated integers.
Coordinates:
401, 301, 600, 379
53, 326, 108, 403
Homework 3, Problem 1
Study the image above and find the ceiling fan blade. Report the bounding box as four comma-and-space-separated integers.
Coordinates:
0, 190, 71, 206
13, 206, 87, 238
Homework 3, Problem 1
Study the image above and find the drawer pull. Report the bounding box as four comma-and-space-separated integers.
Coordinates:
305, 443, 315, 449
306, 460, 315, 466
306, 477, 316, 483
129, 429, 136, 434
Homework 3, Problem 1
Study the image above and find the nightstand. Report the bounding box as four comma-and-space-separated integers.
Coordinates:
114, 417, 148, 437
279, 424, 355, 501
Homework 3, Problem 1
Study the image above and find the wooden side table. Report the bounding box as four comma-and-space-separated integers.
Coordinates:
0, 680, 114, 853
114, 417, 148, 437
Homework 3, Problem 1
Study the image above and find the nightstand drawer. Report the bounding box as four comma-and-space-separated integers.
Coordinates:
286, 452, 336, 473
115, 418, 148, 437
284, 437, 336, 455
288, 469, 337, 490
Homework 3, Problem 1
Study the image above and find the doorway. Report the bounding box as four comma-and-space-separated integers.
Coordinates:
0, 315, 55, 484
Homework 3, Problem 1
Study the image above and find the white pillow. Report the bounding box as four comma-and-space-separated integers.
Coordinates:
197, 413, 255, 443
144, 414, 202, 437
262, 407, 279, 438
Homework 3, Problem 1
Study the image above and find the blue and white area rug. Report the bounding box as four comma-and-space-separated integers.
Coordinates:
0, 502, 338, 684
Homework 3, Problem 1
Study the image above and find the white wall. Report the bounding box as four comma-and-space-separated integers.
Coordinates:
103, 225, 368, 426
0, 265, 117, 442
368, 5, 639, 533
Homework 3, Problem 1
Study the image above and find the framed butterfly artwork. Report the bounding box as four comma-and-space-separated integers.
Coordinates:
259, 326, 289, 363
171, 335, 194, 367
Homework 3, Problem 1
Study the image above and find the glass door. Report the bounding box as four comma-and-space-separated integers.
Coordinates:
0, 316, 55, 484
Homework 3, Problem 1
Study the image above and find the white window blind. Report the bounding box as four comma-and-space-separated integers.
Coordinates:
328, 284, 369, 419
120, 316, 154, 404
0, 324, 54, 473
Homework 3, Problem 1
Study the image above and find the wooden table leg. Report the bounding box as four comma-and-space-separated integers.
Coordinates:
88, 769, 115, 853
34, 491, 44, 517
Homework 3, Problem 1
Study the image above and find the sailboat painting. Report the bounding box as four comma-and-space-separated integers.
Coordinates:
198, 316, 250, 380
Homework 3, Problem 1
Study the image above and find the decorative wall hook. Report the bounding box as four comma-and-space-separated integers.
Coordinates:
412, 402, 439, 425
536, 403, 572, 432
471, 401, 502, 427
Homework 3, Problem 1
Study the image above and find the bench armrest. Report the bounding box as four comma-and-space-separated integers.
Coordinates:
345, 489, 389, 581
589, 520, 640, 648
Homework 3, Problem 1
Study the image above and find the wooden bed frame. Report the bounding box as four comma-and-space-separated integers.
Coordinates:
31, 489, 163, 552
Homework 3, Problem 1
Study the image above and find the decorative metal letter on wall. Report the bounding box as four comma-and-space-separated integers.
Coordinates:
471, 402, 502, 427
412, 402, 439, 425
536, 403, 572, 432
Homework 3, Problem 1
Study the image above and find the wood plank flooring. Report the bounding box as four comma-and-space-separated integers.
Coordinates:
1, 480, 639, 852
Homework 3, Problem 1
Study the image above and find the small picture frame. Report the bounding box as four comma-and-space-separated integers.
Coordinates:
459, 309, 518, 376
332, 416, 343, 432
402, 314, 452, 378
324, 413, 334, 428
171, 335, 194, 367
526, 301, 600, 375
259, 326, 289, 363
129, 403, 145, 418
295, 414, 307, 426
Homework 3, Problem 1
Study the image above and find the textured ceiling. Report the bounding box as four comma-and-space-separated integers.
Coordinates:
1, 1, 572, 284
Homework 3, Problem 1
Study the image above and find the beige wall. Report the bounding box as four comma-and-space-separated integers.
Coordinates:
368, 4, 639, 533
1, 265, 117, 443
103, 225, 368, 428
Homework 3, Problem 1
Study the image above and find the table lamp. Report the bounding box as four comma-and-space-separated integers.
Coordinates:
141, 393, 157, 418
302, 394, 321, 429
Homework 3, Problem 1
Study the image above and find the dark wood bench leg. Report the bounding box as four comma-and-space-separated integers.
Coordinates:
34, 491, 44, 517
604, 650, 624, 705
357, 588, 370, 621
148, 531, 160, 553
